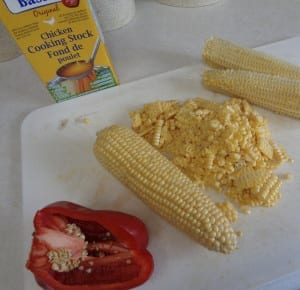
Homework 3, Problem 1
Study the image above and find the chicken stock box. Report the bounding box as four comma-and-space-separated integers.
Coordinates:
0, 0, 118, 102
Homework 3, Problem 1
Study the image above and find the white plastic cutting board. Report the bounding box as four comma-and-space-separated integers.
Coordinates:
22, 37, 300, 290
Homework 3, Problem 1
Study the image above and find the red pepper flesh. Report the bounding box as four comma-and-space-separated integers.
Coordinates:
26, 201, 154, 290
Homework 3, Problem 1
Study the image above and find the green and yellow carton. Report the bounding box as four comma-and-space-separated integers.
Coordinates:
0, 0, 118, 102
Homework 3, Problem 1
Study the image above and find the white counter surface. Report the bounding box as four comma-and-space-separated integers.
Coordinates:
1, 0, 300, 289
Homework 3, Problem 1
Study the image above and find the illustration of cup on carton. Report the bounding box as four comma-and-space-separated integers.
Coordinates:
0, 0, 118, 102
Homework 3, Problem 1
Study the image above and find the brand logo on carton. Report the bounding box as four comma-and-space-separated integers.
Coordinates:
18, 0, 48, 8
3, 0, 59, 13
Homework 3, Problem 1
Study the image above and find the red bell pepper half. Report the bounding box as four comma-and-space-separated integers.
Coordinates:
26, 201, 154, 290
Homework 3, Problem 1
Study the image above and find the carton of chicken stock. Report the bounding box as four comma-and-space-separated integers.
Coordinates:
0, 0, 118, 102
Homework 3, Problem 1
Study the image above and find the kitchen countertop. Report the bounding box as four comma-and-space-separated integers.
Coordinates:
1, 0, 300, 289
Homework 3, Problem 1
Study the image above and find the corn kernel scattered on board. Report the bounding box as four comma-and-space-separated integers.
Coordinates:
129, 97, 292, 210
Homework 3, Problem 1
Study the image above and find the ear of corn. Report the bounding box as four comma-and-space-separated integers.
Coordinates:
94, 125, 237, 254
202, 69, 300, 119
202, 36, 300, 80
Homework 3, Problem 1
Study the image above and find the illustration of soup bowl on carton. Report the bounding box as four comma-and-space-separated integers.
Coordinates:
47, 38, 116, 101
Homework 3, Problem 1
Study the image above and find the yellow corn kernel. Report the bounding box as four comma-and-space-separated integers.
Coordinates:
257, 138, 274, 159
227, 167, 282, 207
152, 119, 164, 148
202, 69, 300, 119
94, 125, 237, 254
270, 141, 290, 163
130, 112, 142, 129
236, 230, 243, 237
240, 206, 251, 215
202, 36, 300, 80
216, 201, 238, 223
233, 167, 268, 190
281, 173, 293, 180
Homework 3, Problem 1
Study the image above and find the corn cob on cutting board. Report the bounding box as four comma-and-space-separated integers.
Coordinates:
22, 37, 300, 290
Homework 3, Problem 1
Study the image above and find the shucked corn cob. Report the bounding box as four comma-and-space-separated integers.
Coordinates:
94, 125, 237, 253
202, 69, 300, 119
202, 36, 300, 80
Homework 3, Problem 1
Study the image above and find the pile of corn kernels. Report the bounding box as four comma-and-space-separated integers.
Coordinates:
130, 97, 292, 216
